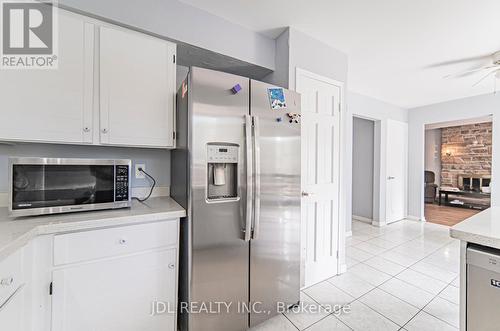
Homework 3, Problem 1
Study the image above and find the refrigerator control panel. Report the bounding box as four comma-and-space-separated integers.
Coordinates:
207, 145, 239, 163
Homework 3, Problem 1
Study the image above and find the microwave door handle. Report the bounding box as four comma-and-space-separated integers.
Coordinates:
252, 116, 261, 240
244, 115, 253, 242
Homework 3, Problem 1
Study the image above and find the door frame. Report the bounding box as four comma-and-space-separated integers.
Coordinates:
295, 68, 346, 287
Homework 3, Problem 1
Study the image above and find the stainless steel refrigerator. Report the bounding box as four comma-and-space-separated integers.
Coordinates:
171, 67, 301, 331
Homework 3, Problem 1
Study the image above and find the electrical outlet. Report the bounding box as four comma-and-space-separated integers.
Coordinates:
135, 164, 146, 179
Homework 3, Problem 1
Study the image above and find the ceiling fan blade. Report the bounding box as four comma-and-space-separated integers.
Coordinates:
428, 53, 494, 68
444, 65, 498, 79
472, 69, 500, 87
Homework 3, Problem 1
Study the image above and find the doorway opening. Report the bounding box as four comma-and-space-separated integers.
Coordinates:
351, 117, 375, 232
424, 116, 492, 226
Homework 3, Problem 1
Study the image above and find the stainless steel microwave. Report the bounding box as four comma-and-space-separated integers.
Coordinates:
9, 158, 131, 217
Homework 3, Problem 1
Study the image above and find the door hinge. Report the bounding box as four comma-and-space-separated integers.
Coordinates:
173, 54, 176, 63
173, 132, 176, 140
49, 282, 53, 295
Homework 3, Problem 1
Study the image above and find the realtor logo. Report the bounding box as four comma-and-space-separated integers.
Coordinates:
1, 0, 58, 69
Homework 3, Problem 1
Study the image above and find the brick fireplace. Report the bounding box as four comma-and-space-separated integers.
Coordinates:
440, 122, 492, 189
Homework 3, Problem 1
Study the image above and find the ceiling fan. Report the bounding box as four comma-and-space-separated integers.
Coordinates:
444, 51, 500, 88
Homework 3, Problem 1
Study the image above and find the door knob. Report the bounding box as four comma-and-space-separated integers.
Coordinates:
301, 191, 314, 197
387, 176, 396, 180
168, 263, 175, 269
118, 238, 127, 245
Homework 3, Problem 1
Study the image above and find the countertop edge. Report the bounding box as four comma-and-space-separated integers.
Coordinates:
449, 227, 500, 250
0, 198, 186, 262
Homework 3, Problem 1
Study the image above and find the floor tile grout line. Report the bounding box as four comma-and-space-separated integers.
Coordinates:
343, 220, 460, 330
298, 285, 355, 330
400, 277, 460, 330
349, 221, 460, 328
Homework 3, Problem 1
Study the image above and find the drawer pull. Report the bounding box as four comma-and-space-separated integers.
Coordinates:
1, 277, 13, 286
168, 263, 175, 269
118, 238, 127, 245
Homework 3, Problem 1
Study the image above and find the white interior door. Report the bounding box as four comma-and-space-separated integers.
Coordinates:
296, 69, 341, 288
386, 119, 408, 223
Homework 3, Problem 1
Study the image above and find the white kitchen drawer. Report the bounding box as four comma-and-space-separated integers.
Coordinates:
53, 220, 178, 266
0, 249, 24, 306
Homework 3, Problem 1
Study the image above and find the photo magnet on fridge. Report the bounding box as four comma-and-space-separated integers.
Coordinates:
268, 87, 287, 110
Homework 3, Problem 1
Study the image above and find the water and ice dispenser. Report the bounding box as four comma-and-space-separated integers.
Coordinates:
207, 143, 239, 201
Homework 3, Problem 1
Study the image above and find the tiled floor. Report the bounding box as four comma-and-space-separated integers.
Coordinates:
251, 219, 460, 331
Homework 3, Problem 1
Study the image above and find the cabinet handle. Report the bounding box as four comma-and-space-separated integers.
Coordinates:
1, 277, 13, 286
101, 128, 108, 134
118, 238, 127, 245
168, 263, 175, 269
83, 127, 91, 133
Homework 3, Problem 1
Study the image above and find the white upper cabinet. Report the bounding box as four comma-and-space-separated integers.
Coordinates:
0, 10, 177, 148
0, 11, 94, 144
99, 26, 176, 148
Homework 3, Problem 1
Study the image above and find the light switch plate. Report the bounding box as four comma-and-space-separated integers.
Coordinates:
135, 164, 146, 179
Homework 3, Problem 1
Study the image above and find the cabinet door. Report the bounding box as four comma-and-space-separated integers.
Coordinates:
0, 286, 26, 331
0, 11, 94, 144
99, 26, 176, 148
51, 249, 177, 331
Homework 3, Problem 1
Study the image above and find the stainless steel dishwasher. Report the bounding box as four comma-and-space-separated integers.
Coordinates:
467, 244, 500, 330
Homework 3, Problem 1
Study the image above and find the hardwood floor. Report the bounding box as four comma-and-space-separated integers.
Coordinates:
424, 203, 481, 226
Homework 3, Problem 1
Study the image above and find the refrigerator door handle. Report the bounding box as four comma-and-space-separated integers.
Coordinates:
252, 116, 261, 240
244, 115, 253, 241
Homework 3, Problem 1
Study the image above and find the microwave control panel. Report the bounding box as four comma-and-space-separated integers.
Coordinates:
115, 165, 129, 201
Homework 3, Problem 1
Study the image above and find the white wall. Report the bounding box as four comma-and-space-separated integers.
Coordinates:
347, 92, 408, 226
408, 93, 500, 220
287, 28, 348, 90
352, 118, 374, 222
424, 129, 441, 187
263, 29, 289, 88
58, 0, 275, 70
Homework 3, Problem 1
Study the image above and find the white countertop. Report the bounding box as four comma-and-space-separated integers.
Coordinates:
450, 207, 500, 249
0, 197, 186, 261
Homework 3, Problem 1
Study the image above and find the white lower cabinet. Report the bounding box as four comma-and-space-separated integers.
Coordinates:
0, 219, 179, 331
51, 248, 177, 331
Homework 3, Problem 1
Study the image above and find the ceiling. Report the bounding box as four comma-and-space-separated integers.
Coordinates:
180, 0, 500, 108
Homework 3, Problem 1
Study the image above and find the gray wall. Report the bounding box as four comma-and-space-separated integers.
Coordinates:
424, 129, 441, 187
0, 143, 170, 193
346, 92, 408, 227
352, 118, 374, 222
58, 0, 275, 71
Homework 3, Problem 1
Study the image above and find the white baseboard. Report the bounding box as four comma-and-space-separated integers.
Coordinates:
352, 215, 373, 223
407, 215, 425, 222
345, 230, 353, 237
371, 220, 386, 227
0, 186, 170, 208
